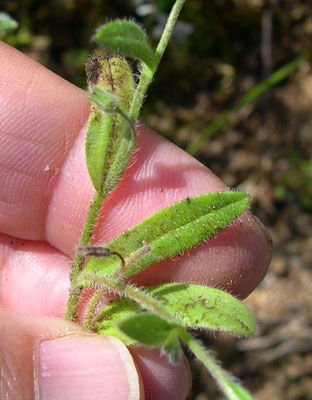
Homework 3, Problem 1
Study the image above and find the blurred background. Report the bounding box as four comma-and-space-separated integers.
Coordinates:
1, 0, 312, 398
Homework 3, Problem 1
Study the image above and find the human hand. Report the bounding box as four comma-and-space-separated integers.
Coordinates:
0, 41, 272, 400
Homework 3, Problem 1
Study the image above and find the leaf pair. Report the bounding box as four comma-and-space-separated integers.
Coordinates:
78, 191, 254, 351
96, 282, 255, 348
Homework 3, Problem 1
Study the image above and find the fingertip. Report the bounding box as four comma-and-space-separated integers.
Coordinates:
0, 41, 90, 240
0, 311, 143, 400
130, 345, 191, 400
35, 336, 143, 400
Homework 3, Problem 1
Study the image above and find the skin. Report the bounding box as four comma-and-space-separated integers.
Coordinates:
0, 41, 272, 400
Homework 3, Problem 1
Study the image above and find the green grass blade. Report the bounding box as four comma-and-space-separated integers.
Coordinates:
187, 52, 310, 155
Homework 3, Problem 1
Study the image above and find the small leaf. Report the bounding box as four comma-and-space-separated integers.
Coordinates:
84, 191, 249, 277
96, 298, 140, 345
96, 20, 157, 71
118, 313, 177, 346
89, 87, 120, 114
0, 12, 18, 33
96, 283, 255, 339
163, 330, 181, 363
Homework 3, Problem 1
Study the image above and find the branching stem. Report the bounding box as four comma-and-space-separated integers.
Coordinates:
128, 0, 186, 124
65, 0, 186, 321
77, 272, 252, 400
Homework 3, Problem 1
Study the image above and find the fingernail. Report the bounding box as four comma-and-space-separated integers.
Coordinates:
34, 336, 141, 400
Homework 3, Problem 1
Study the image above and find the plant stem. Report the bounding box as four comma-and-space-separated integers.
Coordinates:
77, 272, 253, 400
154, 0, 186, 65
178, 329, 253, 400
65, 190, 104, 320
73, 191, 105, 276
128, 66, 153, 124
83, 289, 103, 330
66, 0, 186, 321
128, 0, 186, 123
78, 272, 177, 324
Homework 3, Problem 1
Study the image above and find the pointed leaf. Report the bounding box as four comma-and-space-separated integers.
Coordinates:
147, 283, 256, 335
96, 20, 157, 71
0, 12, 18, 33
84, 191, 249, 277
118, 313, 177, 346
96, 283, 255, 340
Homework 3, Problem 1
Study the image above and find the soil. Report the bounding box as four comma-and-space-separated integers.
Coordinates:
2, 1, 312, 398
168, 66, 312, 400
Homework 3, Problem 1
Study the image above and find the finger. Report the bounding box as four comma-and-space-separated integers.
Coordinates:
0, 234, 70, 316
0, 310, 142, 400
0, 42, 272, 298
130, 345, 191, 400
0, 41, 89, 240
0, 310, 191, 400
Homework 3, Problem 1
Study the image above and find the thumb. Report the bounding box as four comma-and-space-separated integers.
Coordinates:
0, 310, 143, 400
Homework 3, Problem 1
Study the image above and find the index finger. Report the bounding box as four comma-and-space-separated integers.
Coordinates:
0, 42, 272, 297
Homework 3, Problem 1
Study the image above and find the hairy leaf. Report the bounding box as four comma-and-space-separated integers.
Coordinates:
118, 313, 177, 346
95, 283, 255, 341
89, 88, 120, 114
84, 191, 249, 277
96, 20, 157, 71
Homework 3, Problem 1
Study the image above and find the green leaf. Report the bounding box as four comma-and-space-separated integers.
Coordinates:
84, 191, 249, 277
118, 313, 177, 346
163, 330, 181, 363
186, 52, 310, 155
151, 283, 256, 335
96, 20, 157, 71
96, 283, 255, 340
89, 87, 120, 114
0, 12, 18, 33
96, 297, 140, 345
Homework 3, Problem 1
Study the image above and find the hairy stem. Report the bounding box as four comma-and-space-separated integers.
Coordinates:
178, 329, 253, 400
154, 0, 186, 64
77, 272, 253, 400
83, 289, 103, 330
65, 190, 105, 320
128, 0, 186, 124
77, 272, 178, 324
